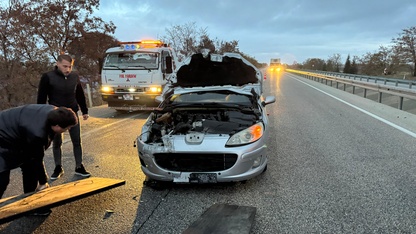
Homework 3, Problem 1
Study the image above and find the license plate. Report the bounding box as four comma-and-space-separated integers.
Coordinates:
123, 94, 134, 100
189, 173, 217, 183
173, 173, 189, 183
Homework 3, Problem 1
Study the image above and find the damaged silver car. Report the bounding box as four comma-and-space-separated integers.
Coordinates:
136, 52, 275, 184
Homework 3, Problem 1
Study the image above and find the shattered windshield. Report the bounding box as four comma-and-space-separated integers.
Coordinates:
103, 52, 158, 69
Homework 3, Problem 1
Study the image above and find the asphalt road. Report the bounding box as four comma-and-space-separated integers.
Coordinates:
2, 72, 416, 233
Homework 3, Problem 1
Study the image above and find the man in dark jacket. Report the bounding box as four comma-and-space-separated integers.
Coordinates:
37, 54, 90, 179
0, 104, 77, 198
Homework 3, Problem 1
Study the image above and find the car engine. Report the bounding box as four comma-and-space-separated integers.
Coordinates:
143, 108, 260, 143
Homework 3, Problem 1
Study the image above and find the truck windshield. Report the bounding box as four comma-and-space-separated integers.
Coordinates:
103, 52, 158, 69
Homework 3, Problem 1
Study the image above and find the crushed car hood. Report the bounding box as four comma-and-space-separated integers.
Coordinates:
162, 85, 259, 100
174, 52, 261, 87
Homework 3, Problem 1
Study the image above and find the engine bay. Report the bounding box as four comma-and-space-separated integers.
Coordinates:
143, 108, 261, 143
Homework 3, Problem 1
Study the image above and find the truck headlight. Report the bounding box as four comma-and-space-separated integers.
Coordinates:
101, 86, 114, 93
147, 86, 162, 93
226, 123, 264, 146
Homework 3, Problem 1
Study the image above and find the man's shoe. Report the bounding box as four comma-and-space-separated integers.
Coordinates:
75, 164, 91, 177
50, 165, 64, 180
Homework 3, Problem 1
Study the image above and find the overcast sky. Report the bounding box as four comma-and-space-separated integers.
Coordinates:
95, 0, 416, 64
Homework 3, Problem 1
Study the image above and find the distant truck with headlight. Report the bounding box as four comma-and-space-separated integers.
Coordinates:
100, 40, 179, 111
269, 58, 283, 72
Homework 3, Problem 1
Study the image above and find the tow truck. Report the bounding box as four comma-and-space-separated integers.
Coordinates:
100, 40, 179, 111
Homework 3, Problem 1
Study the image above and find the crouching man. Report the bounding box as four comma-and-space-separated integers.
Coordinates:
0, 104, 77, 198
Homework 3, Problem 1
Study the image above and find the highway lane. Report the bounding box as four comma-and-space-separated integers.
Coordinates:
259, 72, 416, 233
1, 72, 416, 233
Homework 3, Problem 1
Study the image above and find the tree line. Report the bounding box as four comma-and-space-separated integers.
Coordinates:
0, 1, 260, 110
0, 0, 118, 110
1, 0, 415, 110
293, 26, 416, 78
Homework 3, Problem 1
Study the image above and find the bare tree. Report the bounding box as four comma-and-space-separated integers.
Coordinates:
69, 32, 118, 75
327, 53, 342, 72
350, 56, 359, 74
162, 22, 242, 62
304, 58, 325, 70
18, 0, 115, 61
392, 26, 416, 76
359, 51, 385, 75
0, 0, 47, 109
0, 0, 33, 81
68, 32, 118, 106
0, 0, 115, 109
216, 40, 240, 54
162, 22, 209, 61
196, 34, 216, 53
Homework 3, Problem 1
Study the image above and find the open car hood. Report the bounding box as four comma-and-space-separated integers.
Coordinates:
173, 52, 262, 87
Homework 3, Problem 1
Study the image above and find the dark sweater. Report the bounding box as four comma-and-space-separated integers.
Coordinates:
37, 67, 88, 115
0, 104, 55, 183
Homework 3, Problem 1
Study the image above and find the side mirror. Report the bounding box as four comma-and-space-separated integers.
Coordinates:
165, 56, 173, 74
262, 96, 276, 107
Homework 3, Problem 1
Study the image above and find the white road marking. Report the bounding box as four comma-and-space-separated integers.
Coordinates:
291, 74, 416, 138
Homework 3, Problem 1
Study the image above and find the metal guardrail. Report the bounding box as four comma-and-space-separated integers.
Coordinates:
286, 69, 416, 110
303, 69, 416, 89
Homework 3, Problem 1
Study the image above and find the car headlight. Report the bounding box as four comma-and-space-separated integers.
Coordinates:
226, 123, 264, 146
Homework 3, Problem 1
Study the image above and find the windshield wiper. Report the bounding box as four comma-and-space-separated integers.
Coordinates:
128, 65, 152, 72
104, 65, 125, 72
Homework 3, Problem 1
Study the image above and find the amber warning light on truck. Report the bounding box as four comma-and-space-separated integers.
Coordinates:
119, 40, 166, 50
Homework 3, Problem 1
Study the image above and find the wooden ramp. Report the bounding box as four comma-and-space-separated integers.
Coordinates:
183, 204, 256, 234
0, 177, 125, 224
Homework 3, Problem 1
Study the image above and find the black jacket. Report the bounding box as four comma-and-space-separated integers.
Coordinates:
0, 104, 55, 175
37, 67, 88, 115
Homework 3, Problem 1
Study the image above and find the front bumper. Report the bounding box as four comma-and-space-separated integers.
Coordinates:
102, 93, 159, 108
137, 135, 268, 183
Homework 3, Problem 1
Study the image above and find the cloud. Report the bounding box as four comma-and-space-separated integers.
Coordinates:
95, 0, 416, 64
